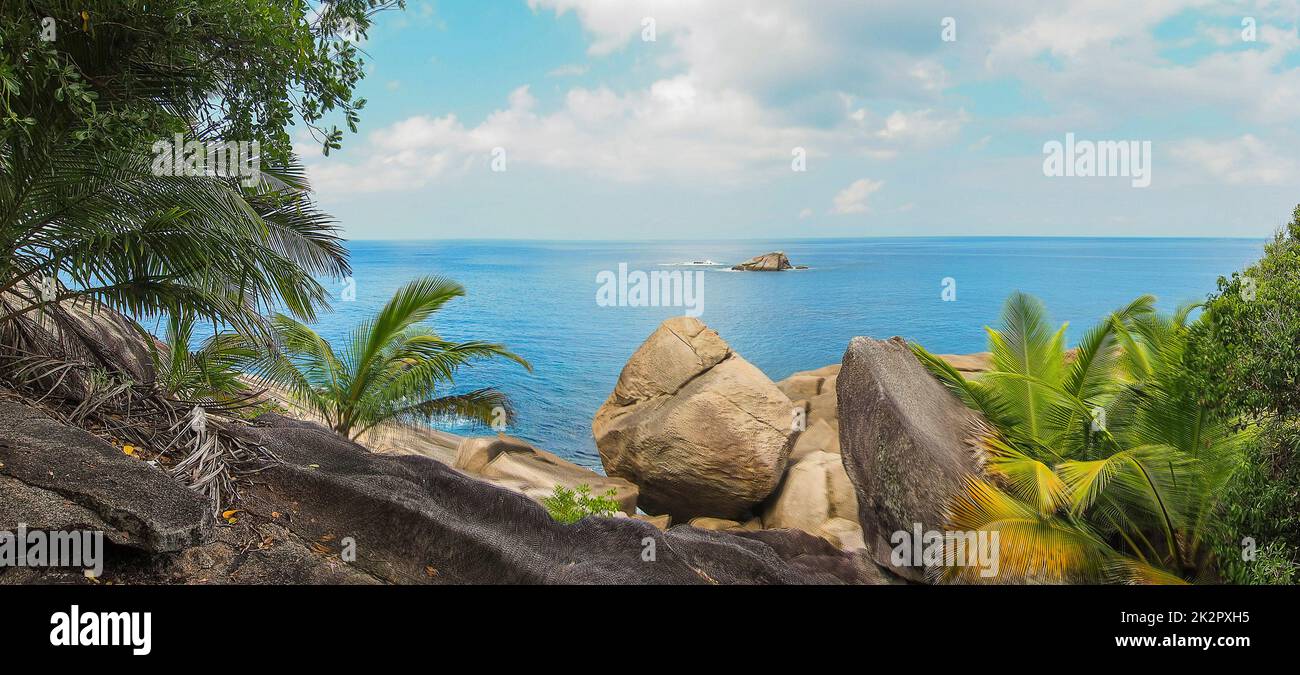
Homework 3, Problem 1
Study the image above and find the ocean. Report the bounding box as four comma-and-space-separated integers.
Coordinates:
312, 237, 1265, 470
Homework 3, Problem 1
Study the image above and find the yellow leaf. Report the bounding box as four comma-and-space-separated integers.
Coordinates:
221, 509, 240, 519
81, 10, 89, 31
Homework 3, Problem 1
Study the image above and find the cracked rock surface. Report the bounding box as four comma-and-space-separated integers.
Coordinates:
593, 318, 794, 522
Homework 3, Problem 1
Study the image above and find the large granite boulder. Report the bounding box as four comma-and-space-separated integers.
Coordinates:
0, 400, 212, 552
790, 419, 839, 462
593, 318, 794, 522
731, 251, 794, 271
663, 525, 888, 585
836, 336, 987, 581
724, 528, 893, 584
779, 365, 839, 433
761, 450, 861, 549
0, 292, 161, 398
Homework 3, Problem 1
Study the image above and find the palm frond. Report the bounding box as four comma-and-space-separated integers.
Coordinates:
237, 276, 530, 439
943, 476, 1111, 583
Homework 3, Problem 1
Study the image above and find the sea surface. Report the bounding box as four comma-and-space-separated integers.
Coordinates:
308, 237, 1265, 470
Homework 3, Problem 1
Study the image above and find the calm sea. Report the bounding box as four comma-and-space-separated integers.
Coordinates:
308, 238, 1265, 469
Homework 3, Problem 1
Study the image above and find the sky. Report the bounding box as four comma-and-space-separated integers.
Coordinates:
298, 0, 1300, 240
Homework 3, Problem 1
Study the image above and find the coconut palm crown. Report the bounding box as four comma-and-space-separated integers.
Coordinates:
240, 275, 531, 440
912, 292, 1247, 584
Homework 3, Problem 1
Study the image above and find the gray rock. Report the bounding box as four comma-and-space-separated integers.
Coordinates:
0, 400, 880, 585
724, 528, 892, 584
0, 475, 125, 542
224, 414, 871, 584
660, 525, 879, 584
0, 292, 160, 397
836, 336, 986, 581
0, 400, 212, 552
731, 251, 794, 271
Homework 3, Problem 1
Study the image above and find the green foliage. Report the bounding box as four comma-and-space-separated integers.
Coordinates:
0, 1, 402, 343
1236, 540, 1300, 585
236, 276, 531, 440
543, 484, 621, 524
1185, 208, 1300, 584
1213, 421, 1300, 584
0, 0, 401, 162
915, 292, 1247, 583
1186, 205, 1300, 419
154, 310, 255, 402
0, 1, 398, 509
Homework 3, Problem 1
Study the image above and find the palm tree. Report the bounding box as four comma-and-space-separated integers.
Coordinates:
2, 2, 357, 363
240, 276, 531, 441
0, 1, 390, 511
0, 144, 350, 336
913, 292, 1247, 583
155, 310, 256, 403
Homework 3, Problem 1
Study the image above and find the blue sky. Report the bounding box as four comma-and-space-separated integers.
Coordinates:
301, 1, 1300, 240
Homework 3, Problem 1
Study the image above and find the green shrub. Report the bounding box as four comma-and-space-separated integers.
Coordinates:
542, 484, 620, 524
1212, 421, 1300, 584
1186, 205, 1300, 418
1188, 205, 1300, 583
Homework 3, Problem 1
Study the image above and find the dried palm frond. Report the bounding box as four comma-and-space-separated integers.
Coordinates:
0, 296, 278, 514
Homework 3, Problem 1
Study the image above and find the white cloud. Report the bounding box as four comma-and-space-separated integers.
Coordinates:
530, 0, 1300, 127
831, 178, 883, 214
1171, 134, 1298, 185
307, 74, 950, 193
313, 1, 1300, 238
527, 0, 978, 107
983, 4, 1300, 125
874, 108, 968, 144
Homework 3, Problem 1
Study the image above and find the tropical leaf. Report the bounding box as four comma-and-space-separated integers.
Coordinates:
919, 291, 1250, 583
942, 476, 1110, 583
978, 430, 1068, 516
235, 276, 530, 440
911, 343, 1015, 430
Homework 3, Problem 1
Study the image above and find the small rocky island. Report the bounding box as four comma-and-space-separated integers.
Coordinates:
731, 251, 806, 271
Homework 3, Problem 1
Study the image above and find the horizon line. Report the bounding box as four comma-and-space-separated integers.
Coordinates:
340, 234, 1271, 243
